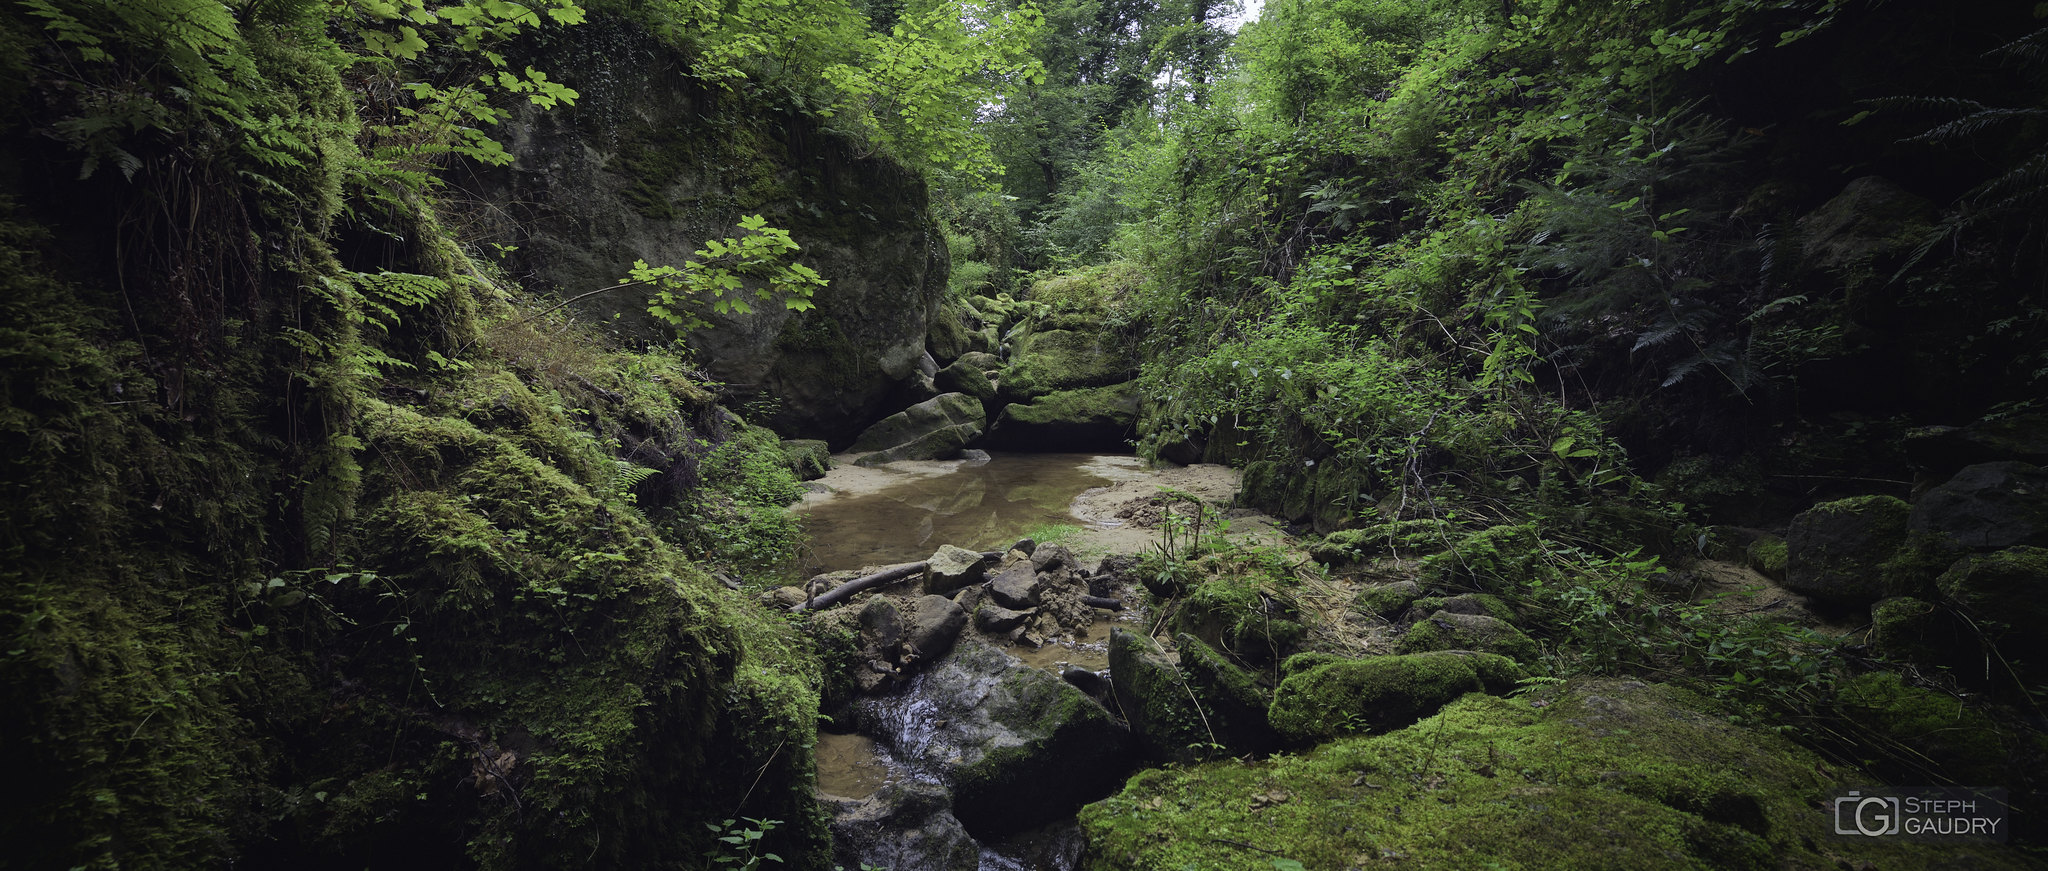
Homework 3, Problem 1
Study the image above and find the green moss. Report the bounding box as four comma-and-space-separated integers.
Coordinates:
780, 438, 831, 480
1834, 672, 2009, 785
1310, 519, 1452, 563
999, 328, 1136, 400
1267, 651, 1521, 744
1745, 535, 1788, 580
1084, 679, 2027, 871
1176, 576, 1304, 665
1351, 580, 1423, 619
1399, 611, 1540, 662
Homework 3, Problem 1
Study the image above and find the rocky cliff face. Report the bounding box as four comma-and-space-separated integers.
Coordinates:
461, 16, 945, 445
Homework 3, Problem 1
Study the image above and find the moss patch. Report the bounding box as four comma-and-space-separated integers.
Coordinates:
1267, 651, 1521, 744
1083, 679, 2029, 870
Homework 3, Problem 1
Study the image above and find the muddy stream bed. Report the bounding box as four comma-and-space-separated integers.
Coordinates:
794, 451, 1262, 871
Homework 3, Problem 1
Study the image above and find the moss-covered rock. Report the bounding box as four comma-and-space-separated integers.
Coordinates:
1174, 633, 1277, 757
1399, 611, 1541, 662
984, 382, 1139, 452
1868, 596, 1952, 664
933, 356, 998, 411
1084, 678, 2027, 870
1936, 546, 2048, 666
1238, 456, 1377, 534
1267, 651, 1521, 744
1308, 519, 1453, 564
1352, 580, 1423, 619
1745, 534, 1788, 580
1108, 628, 1209, 762
848, 393, 985, 465
997, 328, 1136, 402
1834, 672, 2010, 785
780, 438, 832, 480
1784, 494, 1910, 601
1176, 576, 1304, 665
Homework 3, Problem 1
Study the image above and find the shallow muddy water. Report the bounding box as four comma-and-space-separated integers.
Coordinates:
796, 452, 1145, 571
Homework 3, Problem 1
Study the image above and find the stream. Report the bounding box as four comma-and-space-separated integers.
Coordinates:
797, 451, 1162, 871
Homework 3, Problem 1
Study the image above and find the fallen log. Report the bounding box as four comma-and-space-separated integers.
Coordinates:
791, 561, 929, 612
1080, 595, 1125, 611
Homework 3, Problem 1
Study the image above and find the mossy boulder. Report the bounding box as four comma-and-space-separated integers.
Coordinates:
1176, 576, 1304, 665
1352, 580, 1423, 619
1108, 628, 1209, 762
779, 438, 831, 480
1239, 456, 1376, 534
1309, 519, 1451, 564
1745, 534, 1788, 580
1083, 678, 2028, 870
848, 393, 984, 465
1936, 546, 2048, 662
1867, 596, 1954, 664
1267, 651, 1521, 745
1398, 611, 1540, 662
1909, 462, 2048, 550
984, 383, 1139, 452
926, 299, 982, 365
932, 357, 997, 411
1784, 494, 1910, 601
1834, 672, 2010, 785
997, 328, 1135, 402
1174, 633, 1277, 757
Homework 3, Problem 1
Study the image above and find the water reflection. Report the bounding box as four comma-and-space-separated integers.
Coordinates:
796, 452, 1131, 571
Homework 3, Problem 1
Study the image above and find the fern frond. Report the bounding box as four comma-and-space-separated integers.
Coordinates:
1905, 107, 2045, 145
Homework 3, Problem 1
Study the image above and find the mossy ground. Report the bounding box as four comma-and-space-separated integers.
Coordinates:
1083, 679, 2031, 871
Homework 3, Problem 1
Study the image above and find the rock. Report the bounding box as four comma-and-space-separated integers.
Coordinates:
1834, 672, 2009, 785
1085, 678, 2029, 869
764, 586, 808, 608
1352, 580, 1422, 619
974, 603, 1035, 633
987, 562, 1042, 610
933, 357, 997, 410
1783, 494, 1910, 601
1798, 177, 1937, 327
1061, 666, 1112, 707
459, 21, 940, 445
904, 595, 968, 663
1909, 461, 2048, 550
955, 350, 1005, 372
853, 639, 1134, 839
1867, 596, 1956, 666
1905, 415, 2048, 484
825, 780, 981, 871
1421, 593, 1516, 620
1173, 633, 1277, 757
1267, 650, 1521, 745
1937, 546, 2048, 664
1008, 537, 1037, 556
1398, 611, 1539, 663
924, 544, 988, 595
850, 393, 987, 465
1177, 576, 1304, 664
998, 328, 1136, 402
860, 597, 904, 657
1745, 533, 1788, 580
984, 383, 1140, 452
1029, 543, 1074, 573
778, 438, 832, 480
1108, 628, 1208, 762
1311, 520, 1451, 564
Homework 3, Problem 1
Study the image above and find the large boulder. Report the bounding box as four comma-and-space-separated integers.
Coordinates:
1083, 678, 2031, 869
1267, 651, 1520, 745
984, 383, 1140, 452
986, 562, 1042, 610
1783, 494, 1910, 601
849, 393, 985, 466
1937, 546, 2048, 665
997, 328, 1135, 402
853, 639, 1134, 839
457, 19, 942, 445
1909, 461, 2048, 550
1905, 415, 2048, 485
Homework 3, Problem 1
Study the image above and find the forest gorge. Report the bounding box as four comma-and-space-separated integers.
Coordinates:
4, 0, 2048, 868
